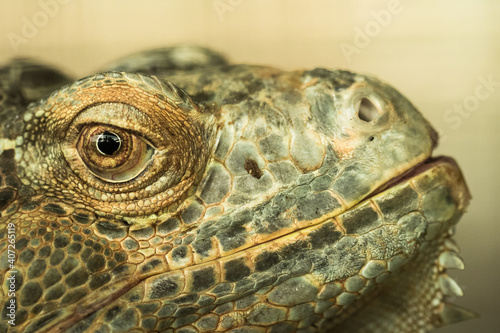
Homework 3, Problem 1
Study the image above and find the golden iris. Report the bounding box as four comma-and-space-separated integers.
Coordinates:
77, 125, 154, 183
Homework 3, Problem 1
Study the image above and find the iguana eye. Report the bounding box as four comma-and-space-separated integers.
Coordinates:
54, 74, 213, 216
77, 125, 155, 182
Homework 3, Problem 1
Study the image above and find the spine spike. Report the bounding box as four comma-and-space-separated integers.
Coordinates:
439, 251, 465, 270
439, 274, 463, 297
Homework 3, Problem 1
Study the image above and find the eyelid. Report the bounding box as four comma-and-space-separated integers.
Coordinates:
68, 103, 165, 150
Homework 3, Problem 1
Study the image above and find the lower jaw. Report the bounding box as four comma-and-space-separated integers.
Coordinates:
330, 155, 471, 255
327, 155, 474, 331
37, 158, 472, 333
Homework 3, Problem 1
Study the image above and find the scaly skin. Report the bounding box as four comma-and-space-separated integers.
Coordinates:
0, 46, 475, 332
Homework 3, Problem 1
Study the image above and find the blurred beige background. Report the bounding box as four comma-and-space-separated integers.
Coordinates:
1, 0, 498, 332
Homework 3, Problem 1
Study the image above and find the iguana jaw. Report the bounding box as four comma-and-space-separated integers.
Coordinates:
38, 156, 471, 333
329, 155, 475, 331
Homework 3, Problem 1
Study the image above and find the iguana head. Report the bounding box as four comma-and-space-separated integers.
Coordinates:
0, 46, 474, 332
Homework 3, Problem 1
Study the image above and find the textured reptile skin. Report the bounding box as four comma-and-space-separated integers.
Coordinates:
0, 46, 475, 332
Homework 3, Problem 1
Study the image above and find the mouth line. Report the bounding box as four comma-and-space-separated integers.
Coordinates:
367, 155, 455, 200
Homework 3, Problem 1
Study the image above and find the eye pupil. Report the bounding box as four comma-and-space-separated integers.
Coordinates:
96, 131, 121, 155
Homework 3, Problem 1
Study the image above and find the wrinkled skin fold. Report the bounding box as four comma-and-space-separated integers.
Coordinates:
0, 46, 475, 332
